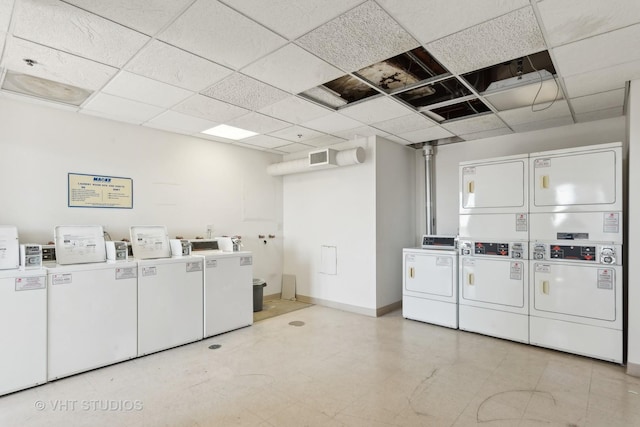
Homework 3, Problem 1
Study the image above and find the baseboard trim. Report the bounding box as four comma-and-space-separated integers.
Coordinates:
296, 295, 401, 317
627, 362, 640, 378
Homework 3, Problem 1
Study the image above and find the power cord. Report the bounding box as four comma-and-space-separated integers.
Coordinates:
527, 55, 560, 112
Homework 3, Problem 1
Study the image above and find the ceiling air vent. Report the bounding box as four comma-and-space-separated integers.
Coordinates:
309, 148, 338, 167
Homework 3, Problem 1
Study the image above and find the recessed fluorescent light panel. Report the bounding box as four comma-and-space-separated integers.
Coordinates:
1, 70, 93, 106
201, 124, 258, 140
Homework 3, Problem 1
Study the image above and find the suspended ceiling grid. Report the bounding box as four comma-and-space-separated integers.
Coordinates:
0, 0, 638, 154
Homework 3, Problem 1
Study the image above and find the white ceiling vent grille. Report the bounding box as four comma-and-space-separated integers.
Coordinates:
309, 148, 338, 167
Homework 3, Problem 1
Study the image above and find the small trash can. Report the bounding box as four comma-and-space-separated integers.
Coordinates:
253, 278, 267, 312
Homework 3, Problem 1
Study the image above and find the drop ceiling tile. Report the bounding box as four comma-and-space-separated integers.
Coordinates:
258, 95, 333, 124
173, 94, 249, 122
197, 133, 234, 144
158, 0, 286, 69
63, 0, 193, 36
575, 107, 624, 123
339, 96, 412, 124
1, 37, 118, 90
381, 134, 411, 145
296, 1, 420, 72
333, 125, 388, 140
125, 40, 233, 92
102, 71, 193, 108
378, 0, 528, 44
303, 134, 347, 148
461, 127, 513, 141
220, 0, 364, 40
0, 89, 80, 112
511, 116, 574, 132
275, 142, 314, 153
241, 44, 344, 94
498, 100, 571, 126
13, 0, 149, 67
82, 93, 164, 124
371, 113, 436, 134
227, 112, 290, 134
397, 126, 454, 143
570, 89, 625, 115
553, 23, 640, 77
563, 59, 640, 98
268, 125, 323, 142
242, 134, 292, 149
0, 0, 13, 31
441, 114, 506, 135
537, 0, 640, 47
427, 7, 545, 75
300, 112, 364, 133
143, 110, 218, 134
202, 73, 289, 111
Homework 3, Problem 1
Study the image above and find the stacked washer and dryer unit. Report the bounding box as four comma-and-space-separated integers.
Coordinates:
457, 142, 623, 363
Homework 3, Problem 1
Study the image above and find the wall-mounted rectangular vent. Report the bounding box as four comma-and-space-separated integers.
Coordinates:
309, 148, 338, 167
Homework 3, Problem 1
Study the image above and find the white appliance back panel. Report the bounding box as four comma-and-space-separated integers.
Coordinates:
459, 257, 527, 313
54, 225, 106, 264
404, 250, 457, 300
530, 262, 621, 328
460, 155, 528, 214
529, 212, 623, 243
130, 225, 171, 259
459, 213, 529, 240
0, 225, 20, 270
0, 269, 47, 395
530, 143, 622, 212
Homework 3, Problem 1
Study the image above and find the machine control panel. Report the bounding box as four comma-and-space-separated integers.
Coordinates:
459, 241, 527, 259
421, 235, 457, 250
20, 244, 42, 269
532, 243, 620, 265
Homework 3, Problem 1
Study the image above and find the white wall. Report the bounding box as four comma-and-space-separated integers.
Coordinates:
0, 97, 284, 294
376, 137, 415, 308
429, 117, 626, 235
627, 80, 640, 376
282, 138, 377, 313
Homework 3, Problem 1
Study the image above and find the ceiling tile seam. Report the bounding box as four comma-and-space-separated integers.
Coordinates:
529, 0, 576, 124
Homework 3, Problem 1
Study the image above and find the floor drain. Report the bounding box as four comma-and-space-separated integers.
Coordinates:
208, 344, 221, 350
288, 321, 305, 327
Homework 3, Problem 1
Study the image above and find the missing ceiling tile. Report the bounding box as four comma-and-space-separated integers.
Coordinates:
395, 77, 471, 109
300, 75, 379, 109
422, 98, 491, 122
1, 70, 92, 106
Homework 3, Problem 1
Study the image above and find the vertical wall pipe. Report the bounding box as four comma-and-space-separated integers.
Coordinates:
423, 145, 435, 235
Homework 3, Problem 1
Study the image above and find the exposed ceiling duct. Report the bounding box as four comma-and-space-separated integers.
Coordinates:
266, 147, 365, 176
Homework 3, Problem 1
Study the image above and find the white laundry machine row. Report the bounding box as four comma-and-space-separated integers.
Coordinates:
458, 239, 529, 343
136, 256, 204, 356
529, 242, 623, 363
47, 260, 138, 380
190, 239, 253, 338
402, 236, 458, 329
0, 267, 48, 395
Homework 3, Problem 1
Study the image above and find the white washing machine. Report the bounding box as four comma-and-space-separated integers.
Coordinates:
47, 260, 138, 380
190, 240, 253, 338
459, 154, 529, 240
136, 256, 204, 356
402, 236, 458, 329
458, 239, 529, 343
529, 242, 622, 363
0, 267, 47, 395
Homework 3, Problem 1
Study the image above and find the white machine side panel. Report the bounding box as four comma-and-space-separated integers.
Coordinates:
47, 267, 137, 379
459, 213, 529, 240
460, 158, 527, 214
402, 295, 457, 329
138, 260, 204, 355
204, 256, 253, 338
530, 262, 621, 327
460, 258, 527, 312
530, 316, 622, 363
529, 212, 623, 243
0, 273, 47, 395
0, 225, 19, 270
404, 252, 456, 299
530, 147, 621, 212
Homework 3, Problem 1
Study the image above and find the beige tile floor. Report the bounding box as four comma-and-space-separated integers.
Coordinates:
1, 306, 639, 426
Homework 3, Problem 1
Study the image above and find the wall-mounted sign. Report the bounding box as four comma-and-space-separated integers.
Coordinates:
68, 173, 133, 209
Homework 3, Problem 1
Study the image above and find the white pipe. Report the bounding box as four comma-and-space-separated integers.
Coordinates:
267, 147, 365, 176
423, 145, 435, 235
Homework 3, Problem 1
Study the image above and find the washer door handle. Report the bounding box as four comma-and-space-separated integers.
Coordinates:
409, 267, 414, 279
467, 181, 475, 194
542, 280, 549, 295
541, 175, 550, 189
467, 273, 474, 286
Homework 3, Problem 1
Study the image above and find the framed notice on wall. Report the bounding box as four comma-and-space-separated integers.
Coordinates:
68, 173, 133, 209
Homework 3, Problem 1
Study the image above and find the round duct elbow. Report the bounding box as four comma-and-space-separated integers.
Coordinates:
267, 147, 366, 176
